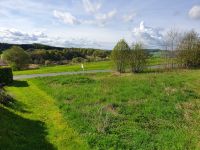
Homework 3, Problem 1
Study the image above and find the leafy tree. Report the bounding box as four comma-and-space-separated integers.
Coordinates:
177, 30, 200, 68
2, 46, 30, 70
129, 43, 148, 73
111, 39, 130, 73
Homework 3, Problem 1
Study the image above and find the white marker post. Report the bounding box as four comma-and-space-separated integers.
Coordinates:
81, 63, 85, 72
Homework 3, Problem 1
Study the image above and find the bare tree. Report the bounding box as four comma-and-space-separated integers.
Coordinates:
164, 27, 182, 69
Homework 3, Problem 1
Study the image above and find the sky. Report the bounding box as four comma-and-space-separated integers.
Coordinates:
0, 0, 200, 49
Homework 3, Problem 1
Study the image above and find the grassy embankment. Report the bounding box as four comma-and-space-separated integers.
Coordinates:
14, 58, 166, 76
2, 70, 200, 149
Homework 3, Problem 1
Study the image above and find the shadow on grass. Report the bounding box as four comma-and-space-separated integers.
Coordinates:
5, 99, 32, 114
10, 80, 29, 87
0, 106, 56, 150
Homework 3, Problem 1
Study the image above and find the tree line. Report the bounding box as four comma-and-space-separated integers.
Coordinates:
0, 46, 111, 70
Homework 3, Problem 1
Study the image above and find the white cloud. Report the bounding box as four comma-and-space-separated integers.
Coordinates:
0, 28, 47, 44
123, 13, 136, 22
132, 21, 164, 48
189, 5, 200, 19
53, 9, 117, 27
53, 10, 80, 25
95, 10, 117, 26
82, 0, 101, 13
81, 0, 116, 27
0, 27, 113, 49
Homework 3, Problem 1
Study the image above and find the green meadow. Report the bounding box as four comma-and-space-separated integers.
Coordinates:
1, 70, 200, 149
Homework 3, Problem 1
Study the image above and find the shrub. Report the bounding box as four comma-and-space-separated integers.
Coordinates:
2, 46, 30, 70
0, 67, 13, 85
111, 39, 130, 73
0, 89, 13, 105
129, 43, 149, 73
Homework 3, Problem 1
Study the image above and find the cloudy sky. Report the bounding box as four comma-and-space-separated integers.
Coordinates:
0, 0, 200, 49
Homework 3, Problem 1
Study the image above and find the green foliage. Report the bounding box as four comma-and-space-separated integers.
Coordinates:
0, 67, 13, 85
72, 57, 85, 63
177, 30, 200, 68
0, 89, 13, 105
2, 46, 30, 70
130, 43, 149, 73
29, 48, 111, 65
111, 39, 130, 73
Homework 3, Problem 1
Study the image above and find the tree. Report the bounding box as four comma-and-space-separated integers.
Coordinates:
2, 46, 30, 70
164, 28, 181, 68
129, 43, 148, 73
177, 30, 200, 68
111, 39, 130, 73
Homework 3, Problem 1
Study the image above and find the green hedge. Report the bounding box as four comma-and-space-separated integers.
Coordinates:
0, 67, 13, 85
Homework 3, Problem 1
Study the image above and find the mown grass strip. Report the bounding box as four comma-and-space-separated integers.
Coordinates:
5, 80, 89, 150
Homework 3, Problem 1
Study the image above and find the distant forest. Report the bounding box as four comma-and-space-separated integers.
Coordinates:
0, 43, 161, 65
0, 43, 112, 64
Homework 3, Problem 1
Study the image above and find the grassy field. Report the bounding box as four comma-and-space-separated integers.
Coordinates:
2, 70, 200, 149
13, 58, 166, 76
148, 57, 167, 66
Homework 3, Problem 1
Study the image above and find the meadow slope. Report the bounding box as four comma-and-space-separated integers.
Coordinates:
1, 70, 200, 149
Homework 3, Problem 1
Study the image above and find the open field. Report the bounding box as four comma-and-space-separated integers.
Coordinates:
2, 70, 200, 149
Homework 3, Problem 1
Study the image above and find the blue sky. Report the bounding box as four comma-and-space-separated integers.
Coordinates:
0, 0, 200, 49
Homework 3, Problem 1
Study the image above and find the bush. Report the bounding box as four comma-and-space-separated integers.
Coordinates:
0, 89, 13, 105
0, 67, 13, 85
129, 43, 149, 73
2, 46, 30, 70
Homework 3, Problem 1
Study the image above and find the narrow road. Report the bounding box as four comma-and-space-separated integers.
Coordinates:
14, 70, 113, 80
